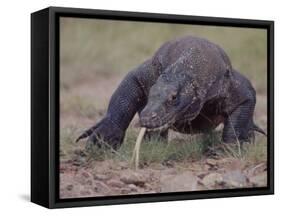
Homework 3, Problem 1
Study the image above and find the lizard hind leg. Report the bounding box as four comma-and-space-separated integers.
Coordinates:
222, 99, 256, 144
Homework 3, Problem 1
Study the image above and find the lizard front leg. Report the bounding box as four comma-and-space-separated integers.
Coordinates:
76, 59, 158, 149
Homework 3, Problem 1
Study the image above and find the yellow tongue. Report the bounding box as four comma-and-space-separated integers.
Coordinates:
131, 127, 146, 170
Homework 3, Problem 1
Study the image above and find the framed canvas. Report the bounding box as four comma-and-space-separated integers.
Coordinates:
31, 6, 274, 208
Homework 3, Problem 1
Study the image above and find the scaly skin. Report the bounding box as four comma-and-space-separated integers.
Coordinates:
76, 36, 264, 149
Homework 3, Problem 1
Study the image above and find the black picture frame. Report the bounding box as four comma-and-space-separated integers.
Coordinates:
31, 6, 274, 209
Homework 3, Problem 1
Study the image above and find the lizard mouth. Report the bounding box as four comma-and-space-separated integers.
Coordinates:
140, 114, 176, 131
145, 108, 199, 131
140, 100, 198, 131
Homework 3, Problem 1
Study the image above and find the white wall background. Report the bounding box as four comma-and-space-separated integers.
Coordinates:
0, 0, 279, 214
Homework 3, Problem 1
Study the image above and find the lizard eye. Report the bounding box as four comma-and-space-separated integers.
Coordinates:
170, 94, 177, 101
167, 92, 178, 105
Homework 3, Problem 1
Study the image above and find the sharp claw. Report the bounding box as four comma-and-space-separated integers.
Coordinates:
75, 132, 89, 143
75, 126, 97, 143
75, 135, 85, 143
75, 137, 82, 143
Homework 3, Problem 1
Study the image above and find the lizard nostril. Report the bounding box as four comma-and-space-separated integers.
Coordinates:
151, 112, 157, 118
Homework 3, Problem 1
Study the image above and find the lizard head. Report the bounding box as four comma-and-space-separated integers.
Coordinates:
140, 70, 201, 130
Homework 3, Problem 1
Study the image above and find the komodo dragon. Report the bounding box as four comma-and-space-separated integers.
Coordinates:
76, 36, 266, 149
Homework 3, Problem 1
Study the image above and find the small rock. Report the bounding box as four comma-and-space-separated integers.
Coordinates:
222, 170, 247, 188
72, 158, 86, 166
120, 173, 146, 186
95, 181, 111, 194
226, 159, 244, 170
81, 171, 91, 178
128, 184, 138, 192
161, 171, 198, 192
118, 161, 129, 169
188, 163, 203, 171
162, 160, 174, 168
121, 188, 132, 194
144, 183, 153, 189
204, 164, 211, 171
85, 180, 93, 186
201, 173, 223, 188
206, 159, 218, 166
249, 172, 267, 187
94, 174, 110, 181
93, 161, 114, 172
66, 184, 73, 191
107, 179, 125, 188
197, 172, 209, 179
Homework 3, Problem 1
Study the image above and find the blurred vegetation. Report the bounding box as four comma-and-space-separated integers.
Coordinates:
60, 17, 267, 93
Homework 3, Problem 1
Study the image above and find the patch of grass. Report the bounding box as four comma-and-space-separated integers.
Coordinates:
243, 137, 267, 163
60, 125, 80, 160
85, 129, 223, 165
204, 134, 267, 163
61, 124, 267, 167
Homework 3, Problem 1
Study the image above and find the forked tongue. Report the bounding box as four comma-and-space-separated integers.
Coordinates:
131, 127, 146, 170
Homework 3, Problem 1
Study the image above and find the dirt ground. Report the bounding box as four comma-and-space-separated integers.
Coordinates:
60, 156, 267, 198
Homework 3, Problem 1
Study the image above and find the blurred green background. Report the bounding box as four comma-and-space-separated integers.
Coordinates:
60, 17, 267, 161
60, 17, 267, 92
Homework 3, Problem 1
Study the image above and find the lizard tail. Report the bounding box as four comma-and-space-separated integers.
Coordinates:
253, 124, 267, 136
